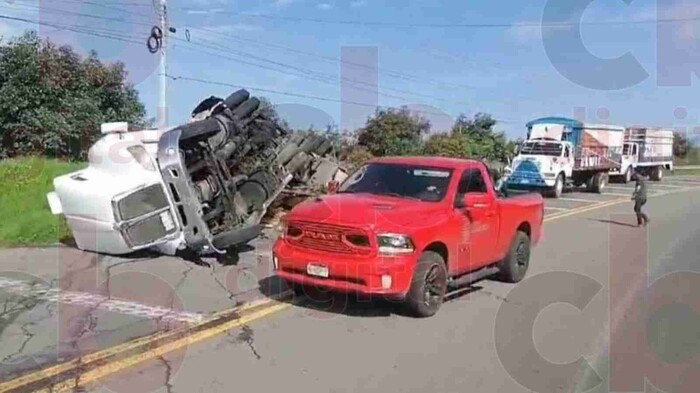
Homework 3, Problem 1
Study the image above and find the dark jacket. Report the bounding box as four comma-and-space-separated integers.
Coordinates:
633, 177, 647, 200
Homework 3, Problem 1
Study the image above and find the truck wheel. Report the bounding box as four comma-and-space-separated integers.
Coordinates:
550, 173, 564, 198
404, 251, 447, 318
623, 167, 633, 184
497, 231, 530, 283
590, 173, 607, 193
651, 166, 663, 181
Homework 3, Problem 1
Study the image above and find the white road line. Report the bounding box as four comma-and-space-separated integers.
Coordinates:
558, 197, 602, 203
601, 192, 633, 197
544, 206, 570, 211
0, 276, 204, 324
605, 185, 636, 190
648, 183, 687, 188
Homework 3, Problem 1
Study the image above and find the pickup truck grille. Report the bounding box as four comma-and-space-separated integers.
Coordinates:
286, 221, 372, 255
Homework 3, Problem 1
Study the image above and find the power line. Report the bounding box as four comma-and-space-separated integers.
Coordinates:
186, 26, 486, 93
1, 1, 155, 27
182, 10, 700, 29
165, 73, 519, 124
3, 3, 477, 107
170, 34, 478, 107
0, 14, 144, 45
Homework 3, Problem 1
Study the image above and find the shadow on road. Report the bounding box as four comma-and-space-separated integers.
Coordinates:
257, 275, 484, 318
590, 218, 638, 228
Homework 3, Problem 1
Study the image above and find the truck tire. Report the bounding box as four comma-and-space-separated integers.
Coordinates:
497, 231, 530, 283
623, 167, 633, 184
651, 166, 664, 181
404, 251, 447, 318
285, 280, 309, 297
590, 172, 607, 193
549, 173, 564, 198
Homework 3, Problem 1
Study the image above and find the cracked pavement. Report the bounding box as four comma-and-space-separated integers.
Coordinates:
0, 229, 284, 382
81, 184, 700, 392
1, 181, 699, 392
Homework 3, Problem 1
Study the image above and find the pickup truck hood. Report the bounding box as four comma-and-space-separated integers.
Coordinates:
286, 193, 449, 232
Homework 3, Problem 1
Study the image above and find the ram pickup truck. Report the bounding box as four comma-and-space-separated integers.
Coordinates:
273, 157, 544, 317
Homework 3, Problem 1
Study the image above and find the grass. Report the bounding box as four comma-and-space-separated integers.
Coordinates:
674, 148, 700, 166
0, 157, 86, 247
670, 168, 700, 177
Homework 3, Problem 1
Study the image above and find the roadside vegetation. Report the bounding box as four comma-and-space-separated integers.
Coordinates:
0, 30, 695, 247
0, 157, 85, 246
670, 168, 700, 176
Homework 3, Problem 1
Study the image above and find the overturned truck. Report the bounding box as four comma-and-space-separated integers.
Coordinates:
47, 90, 345, 255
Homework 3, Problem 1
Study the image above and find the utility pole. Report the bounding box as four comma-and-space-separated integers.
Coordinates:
157, 0, 168, 129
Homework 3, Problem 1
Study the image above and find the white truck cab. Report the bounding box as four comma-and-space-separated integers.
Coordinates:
509, 139, 574, 198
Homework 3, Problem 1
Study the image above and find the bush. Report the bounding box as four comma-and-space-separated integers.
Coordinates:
0, 31, 146, 160
357, 107, 429, 156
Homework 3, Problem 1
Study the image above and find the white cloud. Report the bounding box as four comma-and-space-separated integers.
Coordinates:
205, 23, 263, 33
186, 8, 225, 15
273, 0, 299, 8
317, 3, 332, 10
350, 0, 366, 7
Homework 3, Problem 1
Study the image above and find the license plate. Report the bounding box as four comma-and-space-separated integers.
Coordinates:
521, 179, 530, 184
306, 263, 329, 278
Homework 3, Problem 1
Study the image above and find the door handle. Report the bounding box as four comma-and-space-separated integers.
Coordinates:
472, 203, 490, 208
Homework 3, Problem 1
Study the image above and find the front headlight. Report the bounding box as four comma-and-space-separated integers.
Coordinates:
377, 233, 415, 255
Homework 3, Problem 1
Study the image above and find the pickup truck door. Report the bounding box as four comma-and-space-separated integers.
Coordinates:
452, 167, 500, 273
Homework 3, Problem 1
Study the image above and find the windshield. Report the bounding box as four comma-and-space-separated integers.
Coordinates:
520, 141, 563, 156
339, 163, 453, 202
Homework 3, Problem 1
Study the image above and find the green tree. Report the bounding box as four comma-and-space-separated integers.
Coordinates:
0, 31, 146, 160
423, 113, 514, 162
356, 107, 429, 156
673, 131, 689, 158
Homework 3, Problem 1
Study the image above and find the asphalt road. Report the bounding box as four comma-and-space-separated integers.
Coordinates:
1, 176, 699, 392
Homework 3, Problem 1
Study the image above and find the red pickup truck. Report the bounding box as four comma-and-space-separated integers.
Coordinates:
273, 157, 544, 317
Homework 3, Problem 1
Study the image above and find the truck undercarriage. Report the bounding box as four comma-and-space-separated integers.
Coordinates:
48, 89, 345, 256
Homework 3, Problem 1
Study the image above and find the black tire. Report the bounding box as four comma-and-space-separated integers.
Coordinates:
585, 175, 596, 192
404, 251, 447, 318
623, 167, 633, 184
651, 166, 663, 181
549, 173, 564, 198
589, 172, 607, 193
286, 281, 308, 297
497, 231, 531, 283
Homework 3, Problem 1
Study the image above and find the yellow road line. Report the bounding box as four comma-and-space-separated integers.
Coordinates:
0, 294, 289, 393
32, 303, 290, 393
4, 182, 700, 393
545, 198, 627, 222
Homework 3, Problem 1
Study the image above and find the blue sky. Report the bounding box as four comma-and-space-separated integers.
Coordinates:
1, 0, 699, 139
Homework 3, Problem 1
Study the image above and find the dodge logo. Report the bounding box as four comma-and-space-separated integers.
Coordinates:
302, 230, 341, 241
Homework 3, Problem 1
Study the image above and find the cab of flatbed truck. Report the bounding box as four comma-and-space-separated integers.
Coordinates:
273, 157, 544, 317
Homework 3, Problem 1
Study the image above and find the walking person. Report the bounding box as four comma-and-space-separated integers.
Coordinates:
631, 172, 649, 227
